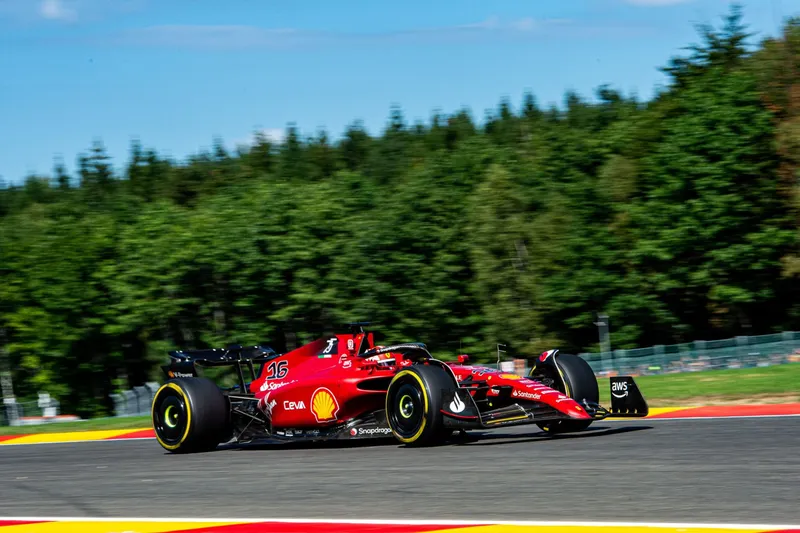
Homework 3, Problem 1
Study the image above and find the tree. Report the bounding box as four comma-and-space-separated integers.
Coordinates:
631, 60, 794, 338
662, 3, 752, 89
53, 158, 70, 190
1, 3, 798, 416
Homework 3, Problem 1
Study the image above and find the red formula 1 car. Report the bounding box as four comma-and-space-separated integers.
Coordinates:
151, 323, 648, 453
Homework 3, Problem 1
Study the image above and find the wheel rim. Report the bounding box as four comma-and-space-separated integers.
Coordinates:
398, 394, 414, 419
388, 380, 424, 439
153, 388, 188, 446
164, 405, 179, 427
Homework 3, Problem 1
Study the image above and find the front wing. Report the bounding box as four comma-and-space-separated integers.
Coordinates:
440, 375, 649, 430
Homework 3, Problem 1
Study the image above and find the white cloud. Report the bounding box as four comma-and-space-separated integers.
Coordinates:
106, 17, 578, 50
255, 128, 286, 143
231, 128, 286, 150
112, 25, 309, 50
0, 0, 143, 24
38, 0, 77, 21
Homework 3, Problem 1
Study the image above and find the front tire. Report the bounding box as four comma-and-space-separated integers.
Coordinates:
151, 377, 230, 453
535, 354, 599, 434
385, 364, 456, 447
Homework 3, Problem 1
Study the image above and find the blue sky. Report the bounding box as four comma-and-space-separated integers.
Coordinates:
1, 0, 798, 184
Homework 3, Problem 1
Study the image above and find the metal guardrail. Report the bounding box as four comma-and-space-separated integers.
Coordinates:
2, 393, 68, 426
110, 382, 161, 417
578, 331, 800, 376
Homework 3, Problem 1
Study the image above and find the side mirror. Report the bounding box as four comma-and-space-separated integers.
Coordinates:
457, 354, 470, 364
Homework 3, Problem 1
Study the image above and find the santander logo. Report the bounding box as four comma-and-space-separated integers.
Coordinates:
512, 389, 541, 401
449, 393, 465, 413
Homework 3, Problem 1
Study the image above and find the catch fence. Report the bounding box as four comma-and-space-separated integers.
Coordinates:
577, 331, 800, 376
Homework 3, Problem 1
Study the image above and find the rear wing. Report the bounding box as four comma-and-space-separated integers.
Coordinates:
161, 344, 281, 392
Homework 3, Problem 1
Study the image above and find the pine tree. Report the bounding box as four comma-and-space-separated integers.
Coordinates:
53, 158, 70, 190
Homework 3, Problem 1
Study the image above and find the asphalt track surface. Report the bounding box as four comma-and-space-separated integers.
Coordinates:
0, 417, 798, 524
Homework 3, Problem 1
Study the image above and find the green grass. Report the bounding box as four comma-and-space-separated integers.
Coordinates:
2, 363, 799, 435
598, 362, 800, 407
0, 415, 150, 436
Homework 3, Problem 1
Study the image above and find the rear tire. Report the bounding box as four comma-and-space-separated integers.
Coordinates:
385, 364, 456, 447
151, 377, 230, 453
536, 354, 598, 434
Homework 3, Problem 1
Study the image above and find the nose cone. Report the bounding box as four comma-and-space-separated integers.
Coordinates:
556, 396, 592, 419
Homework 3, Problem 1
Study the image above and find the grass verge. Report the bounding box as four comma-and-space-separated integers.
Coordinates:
0, 415, 151, 436
598, 362, 800, 407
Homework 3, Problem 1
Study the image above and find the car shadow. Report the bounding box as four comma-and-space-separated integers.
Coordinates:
222, 436, 397, 452
211, 424, 652, 453
450, 424, 652, 447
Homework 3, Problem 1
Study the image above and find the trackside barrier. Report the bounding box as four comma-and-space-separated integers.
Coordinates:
0, 393, 79, 426
110, 382, 160, 417
578, 331, 800, 376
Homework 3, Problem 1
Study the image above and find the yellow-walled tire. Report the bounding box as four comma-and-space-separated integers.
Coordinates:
385, 364, 455, 447
151, 377, 230, 453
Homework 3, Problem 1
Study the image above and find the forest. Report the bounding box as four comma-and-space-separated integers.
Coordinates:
1, 6, 799, 417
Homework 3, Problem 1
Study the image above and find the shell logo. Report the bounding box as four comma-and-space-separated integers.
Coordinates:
499, 373, 522, 380
311, 387, 340, 423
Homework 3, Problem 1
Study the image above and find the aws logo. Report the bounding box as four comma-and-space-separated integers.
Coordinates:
311, 387, 340, 423
611, 380, 629, 399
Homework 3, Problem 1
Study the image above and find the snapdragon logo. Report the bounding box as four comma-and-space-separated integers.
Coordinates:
357, 427, 392, 435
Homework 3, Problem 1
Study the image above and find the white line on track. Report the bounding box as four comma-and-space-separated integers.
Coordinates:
1, 517, 799, 529
0, 437, 156, 447
604, 413, 800, 421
